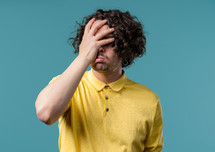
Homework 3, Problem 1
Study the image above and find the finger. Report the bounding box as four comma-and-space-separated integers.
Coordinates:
95, 28, 114, 40
89, 20, 107, 36
85, 18, 95, 34
97, 38, 115, 47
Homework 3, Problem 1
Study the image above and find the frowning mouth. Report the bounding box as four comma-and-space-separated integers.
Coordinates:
95, 56, 105, 62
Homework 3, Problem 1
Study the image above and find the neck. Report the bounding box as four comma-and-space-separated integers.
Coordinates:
92, 68, 123, 84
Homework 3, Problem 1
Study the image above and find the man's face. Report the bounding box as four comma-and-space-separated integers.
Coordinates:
90, 20, 122, 73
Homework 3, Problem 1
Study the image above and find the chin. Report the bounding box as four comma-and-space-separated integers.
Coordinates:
91, 63, 109, 72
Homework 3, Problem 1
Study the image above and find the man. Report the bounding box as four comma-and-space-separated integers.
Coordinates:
35, 9, 164, 152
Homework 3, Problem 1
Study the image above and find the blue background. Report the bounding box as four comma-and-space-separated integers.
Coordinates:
0, 0, 214, 151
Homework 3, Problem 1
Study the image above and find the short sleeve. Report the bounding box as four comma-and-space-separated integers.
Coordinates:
48, 75, 61, 85
144, 98, 164, 152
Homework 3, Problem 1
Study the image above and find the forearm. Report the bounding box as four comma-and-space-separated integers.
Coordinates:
35, 18, 114, 125
35, 55, 90, 125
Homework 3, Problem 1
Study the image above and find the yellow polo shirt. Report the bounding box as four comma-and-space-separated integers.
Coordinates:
49, 69, 164, 152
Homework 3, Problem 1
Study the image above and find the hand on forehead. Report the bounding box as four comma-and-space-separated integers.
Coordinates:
91, 20, 110, 35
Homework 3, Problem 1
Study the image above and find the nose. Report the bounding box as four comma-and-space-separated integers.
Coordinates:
98, 46, 105, 53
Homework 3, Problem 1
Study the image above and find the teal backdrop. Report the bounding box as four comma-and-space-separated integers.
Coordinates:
0, 0, 214, 151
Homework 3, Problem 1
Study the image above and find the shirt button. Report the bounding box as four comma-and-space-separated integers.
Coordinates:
106, 108, 109, 112
105, 96, 108, 100
104, 85, 108, 89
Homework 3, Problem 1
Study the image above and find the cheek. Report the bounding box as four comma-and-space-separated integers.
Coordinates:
112, 57, 122, 65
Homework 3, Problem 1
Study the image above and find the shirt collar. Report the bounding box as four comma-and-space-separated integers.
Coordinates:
86, 68, 127, 92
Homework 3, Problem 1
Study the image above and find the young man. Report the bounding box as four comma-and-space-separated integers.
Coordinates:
35, 9, 164, 152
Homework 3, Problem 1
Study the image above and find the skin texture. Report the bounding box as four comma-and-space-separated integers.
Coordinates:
35, 18, 121, 125
90, 20, 123, 83
78, 18, 115, 65
79, 18, 123, 83
91, 21, 122, 72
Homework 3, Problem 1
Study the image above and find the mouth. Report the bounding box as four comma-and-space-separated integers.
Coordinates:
95, 56, 105, 62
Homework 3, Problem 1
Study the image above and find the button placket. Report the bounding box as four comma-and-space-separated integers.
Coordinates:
104, 85, 110, 114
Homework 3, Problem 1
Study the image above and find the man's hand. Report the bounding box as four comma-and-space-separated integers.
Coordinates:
79, 18, 115, 64
36, 19, 115, 125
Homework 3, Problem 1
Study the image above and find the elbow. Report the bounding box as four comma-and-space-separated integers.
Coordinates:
35, 100, 55, 125
36, 109, 54, 125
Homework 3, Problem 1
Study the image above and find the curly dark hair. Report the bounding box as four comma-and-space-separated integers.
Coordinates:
68, 9, 146, 68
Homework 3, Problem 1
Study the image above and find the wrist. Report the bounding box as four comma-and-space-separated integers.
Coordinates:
77, 54, 92, 66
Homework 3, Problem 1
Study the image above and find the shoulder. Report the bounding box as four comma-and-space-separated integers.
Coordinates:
125, 78, 159, 104
48, 75, 61, 84
123, 77, 162, 121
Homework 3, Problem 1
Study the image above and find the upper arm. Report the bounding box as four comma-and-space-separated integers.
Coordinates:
144, 99, 164, 152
